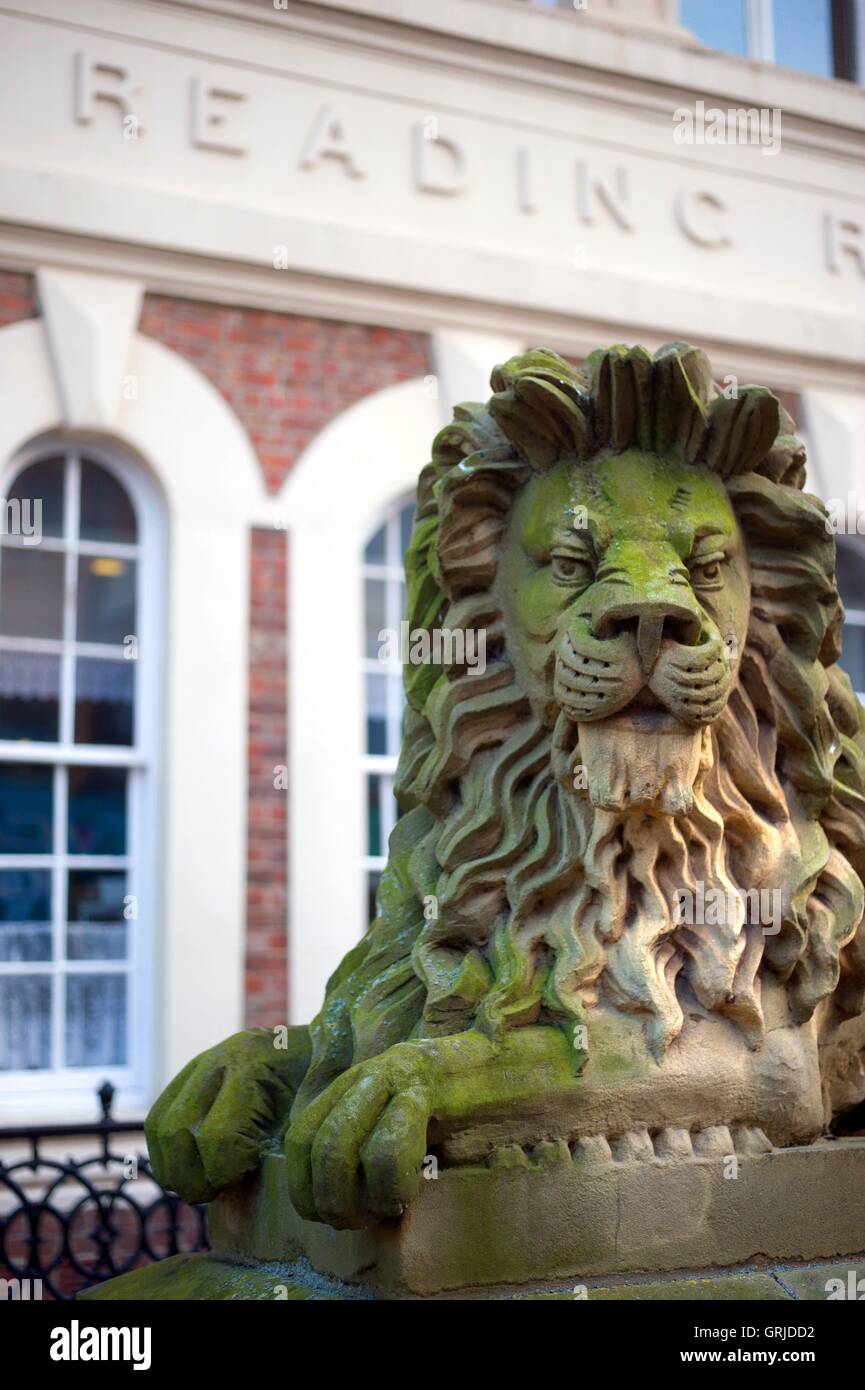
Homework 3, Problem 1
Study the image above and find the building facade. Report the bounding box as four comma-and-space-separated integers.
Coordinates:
0, 0, 862, 1120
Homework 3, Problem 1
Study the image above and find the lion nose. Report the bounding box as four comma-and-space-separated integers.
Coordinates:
594, 601, 702, 674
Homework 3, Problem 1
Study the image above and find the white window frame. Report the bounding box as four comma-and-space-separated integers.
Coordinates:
0, 435, 164, 1113
745, 0, 776, 64
0, 271, 272, 1123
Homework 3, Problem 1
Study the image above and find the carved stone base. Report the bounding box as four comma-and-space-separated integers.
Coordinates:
206, 1133, 865, 1296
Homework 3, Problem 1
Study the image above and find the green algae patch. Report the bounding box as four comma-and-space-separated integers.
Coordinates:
77, 1253, 322, 1302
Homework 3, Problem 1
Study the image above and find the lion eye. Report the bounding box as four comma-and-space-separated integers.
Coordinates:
551, 555, 591, 585
691, 559, 721, 586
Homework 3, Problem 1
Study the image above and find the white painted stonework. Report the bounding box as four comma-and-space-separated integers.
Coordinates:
37, 270, 143, 429
0, 0, 861, 377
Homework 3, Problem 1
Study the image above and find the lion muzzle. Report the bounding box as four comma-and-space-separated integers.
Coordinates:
558, 604, 732, 814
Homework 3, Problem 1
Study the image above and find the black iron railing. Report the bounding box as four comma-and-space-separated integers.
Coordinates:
0, 1082, 208, 1300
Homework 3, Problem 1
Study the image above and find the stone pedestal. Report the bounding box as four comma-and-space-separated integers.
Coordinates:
81, 1131, 865, 1299
205, 1133, 865, 1295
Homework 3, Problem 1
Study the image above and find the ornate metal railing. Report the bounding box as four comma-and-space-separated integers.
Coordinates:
0, 1082, 208, 1300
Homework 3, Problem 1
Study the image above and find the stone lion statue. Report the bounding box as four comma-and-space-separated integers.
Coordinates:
147, 344, 865, 1231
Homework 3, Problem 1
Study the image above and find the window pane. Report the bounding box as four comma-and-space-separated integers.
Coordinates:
0, 975, 51, 1069
5, 457, 64, 540
0, 868, 51, 919
366, 671, 388, 754
836, 540, 865, 608
367, 773, 383, 857
0, 869, 52, 962
67, 869, 127, 960
0, 650, 60, 741
365, 577, 386, 659
0, 763, 53, 853
840, 624, 865, 697
773, 0, 832, 77
68, 767, 127, 855
74, 657, 134, 745
0, 547, 65, 638
364, 523, 386, 564
680, 0, 747, 55
76, 556, 136, 644
79, 459, 137, 545
66, 923, 126, 961
65, 973, 126, 1066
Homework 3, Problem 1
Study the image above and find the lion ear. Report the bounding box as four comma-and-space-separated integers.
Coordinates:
431, 402, 500, 477
489, 347, 587, 396
511, 376, 592, 459
702, 387, 780, 478
488, 389, 571, 468
487, 349, 591, 468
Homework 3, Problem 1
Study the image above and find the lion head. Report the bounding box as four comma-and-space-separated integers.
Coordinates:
298, 345, 865, 1136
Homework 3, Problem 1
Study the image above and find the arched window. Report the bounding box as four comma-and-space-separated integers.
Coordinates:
0, 441, 160, 1103
837, 537, 865, 700
361, 497, 414, 926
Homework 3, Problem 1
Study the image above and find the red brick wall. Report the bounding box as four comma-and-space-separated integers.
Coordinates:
0, 271, 35, 326
139, 296, 431, 494
140, 295, 431, 1024
246, 526, 289, 1028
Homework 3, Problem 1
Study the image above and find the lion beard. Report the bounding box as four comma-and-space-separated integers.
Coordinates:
399, 633, 859, 1061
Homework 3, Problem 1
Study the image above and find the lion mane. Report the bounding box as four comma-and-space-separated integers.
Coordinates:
293, 344, 865, 1114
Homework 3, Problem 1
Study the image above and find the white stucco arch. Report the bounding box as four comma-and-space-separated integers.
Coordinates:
278, 378, 441, 1022
0, 280, 270, 1115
